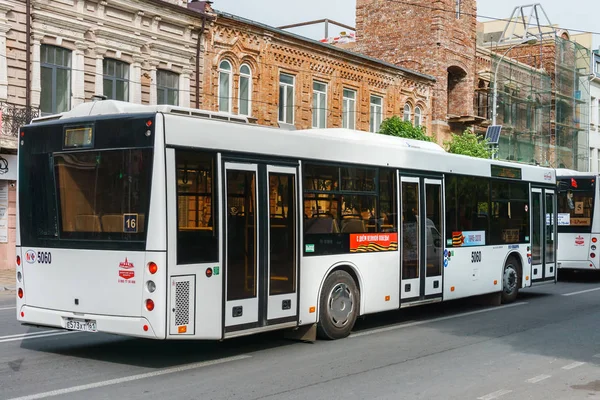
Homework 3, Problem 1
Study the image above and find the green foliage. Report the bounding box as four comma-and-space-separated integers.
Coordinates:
377, 116, 431, 142
444, 130, 493, 159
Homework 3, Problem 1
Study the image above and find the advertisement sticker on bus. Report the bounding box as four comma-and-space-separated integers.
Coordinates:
349, 233, 398, 253
118, 258, 136, 284
452, 231, 485, 247
575, 235, 585, 246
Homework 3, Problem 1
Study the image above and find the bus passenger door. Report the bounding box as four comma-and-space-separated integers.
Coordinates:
545, 190, 556, 281
400, 177, 421, 300
265, 166, 298, 323
224, 163, 260, 329
399, 176, 443, 302
224, 162, 298, 332
531, 188, 556, 283
424, 179, 443, 297
531, 189, 544, 281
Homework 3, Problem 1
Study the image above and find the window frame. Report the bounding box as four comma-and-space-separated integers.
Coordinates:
157, 70, 179, 106
278, 72, 295, 124
414, 106, 422, 127
103, 58, 130, 102
342, 88, 357, 129
370, 95, 383, 133
40, 45, 72, 115
312, 81, 328, 129
403, 103, 412, 122
238, 63, 252, 116
218, 60, 232, 113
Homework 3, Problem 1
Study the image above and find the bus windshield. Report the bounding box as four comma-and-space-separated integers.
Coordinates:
557, 177, 595, 233
19, 114, 155, 250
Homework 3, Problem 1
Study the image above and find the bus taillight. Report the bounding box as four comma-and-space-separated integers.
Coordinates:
16, 255, 20, 266
148, 262, 158, 275
18, 288, 23, 299
591, 253, 596, 259
145, 299, 155, 311
592, 237, 598, 243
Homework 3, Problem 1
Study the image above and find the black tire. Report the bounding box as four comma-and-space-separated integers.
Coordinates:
501, 256, 520, 304
317, 270, 360, 340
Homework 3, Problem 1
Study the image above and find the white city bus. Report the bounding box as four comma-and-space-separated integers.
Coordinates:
556, 169, 600, 271
16, 100, 557, 340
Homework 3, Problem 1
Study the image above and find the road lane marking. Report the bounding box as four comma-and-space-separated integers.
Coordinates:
0, 330, 80, 343
562, 287, 600, 297
526, 374, 551, 383
0, 306, 16, 311
562, 361, 585, 370
594, 354, 600, 358
477, 389, 512, 400
6, 354, 252, 400
350, 302, 527, 338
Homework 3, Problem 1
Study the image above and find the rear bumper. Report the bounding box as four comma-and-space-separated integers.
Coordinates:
558, 261, 599, 270
18, 305, 163, 339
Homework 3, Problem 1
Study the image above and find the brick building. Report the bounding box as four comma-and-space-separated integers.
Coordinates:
202, 11, 434, 133
354, 0, 478, 141
0, 0, 434, 270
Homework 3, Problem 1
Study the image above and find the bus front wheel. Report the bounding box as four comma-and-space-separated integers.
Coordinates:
501, 256, 520, 304
317, 270, 359, 340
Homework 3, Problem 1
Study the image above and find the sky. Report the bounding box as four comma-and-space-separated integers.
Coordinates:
213, 0, 599, 49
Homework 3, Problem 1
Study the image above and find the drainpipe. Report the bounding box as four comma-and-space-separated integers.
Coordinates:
25, 0, 31, 110
195, 15, 206, 109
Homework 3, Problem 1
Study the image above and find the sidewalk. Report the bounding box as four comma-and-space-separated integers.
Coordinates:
0, 268, 15, 291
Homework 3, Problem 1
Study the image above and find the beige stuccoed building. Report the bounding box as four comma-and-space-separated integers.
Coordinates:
1, 0, 434, 270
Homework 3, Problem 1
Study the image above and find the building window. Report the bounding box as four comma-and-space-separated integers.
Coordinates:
40, 45, 71, 115
595, 61, 600, 74
403, 104, 411, 122
414, 106, 422, 127
455, 0, 461, 19
103, 59, 129, 101
369, 95, 383, 132
312, 81, 327, 128
597, 149, 600, 173
157, 70, 179, 106
218, 60, 232, 113
342, 88, 356, 129
279, 73, 295, 124
239, 64, 251, 116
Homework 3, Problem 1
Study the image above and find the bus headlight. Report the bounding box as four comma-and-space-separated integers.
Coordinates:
146, 281, 156, 293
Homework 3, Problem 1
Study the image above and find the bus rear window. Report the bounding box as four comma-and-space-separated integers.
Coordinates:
557, 182, 594, 232
54, 149, 152, 241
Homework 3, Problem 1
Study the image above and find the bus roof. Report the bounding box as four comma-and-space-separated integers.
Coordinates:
31, 100, 252, 125
28, 100, 555, 184
556, 168, 598, 178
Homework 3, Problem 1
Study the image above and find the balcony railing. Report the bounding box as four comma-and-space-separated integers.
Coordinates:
0, 103, 40, 137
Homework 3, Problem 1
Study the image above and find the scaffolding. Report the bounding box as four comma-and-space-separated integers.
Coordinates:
554, 37, 591, 170
487, 54, 552, 165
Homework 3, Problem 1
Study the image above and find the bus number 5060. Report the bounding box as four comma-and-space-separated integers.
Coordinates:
471, 251, 482, 263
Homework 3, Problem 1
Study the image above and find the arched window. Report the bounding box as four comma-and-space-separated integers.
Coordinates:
414, 106, 422, 127
239, 64, 252, 116
218, 60, 232, 113
403, 104, 411, 122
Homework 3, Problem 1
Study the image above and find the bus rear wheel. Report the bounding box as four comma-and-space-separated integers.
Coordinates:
501, 256, 520, 304
317, 270, 359, 340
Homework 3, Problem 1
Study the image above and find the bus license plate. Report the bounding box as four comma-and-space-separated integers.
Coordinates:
65, 319, 97, 332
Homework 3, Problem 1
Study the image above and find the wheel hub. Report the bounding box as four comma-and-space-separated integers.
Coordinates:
328, 283, 354, 327
503, 265, 518, 294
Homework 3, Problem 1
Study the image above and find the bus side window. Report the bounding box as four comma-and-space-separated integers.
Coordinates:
175, 150, 218, 265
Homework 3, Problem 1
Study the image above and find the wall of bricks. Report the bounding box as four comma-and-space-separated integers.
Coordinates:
203, 13, 434, 134
354, 0, 478, 140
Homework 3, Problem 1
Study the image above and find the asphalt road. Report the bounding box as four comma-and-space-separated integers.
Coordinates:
1, 271, 600, 400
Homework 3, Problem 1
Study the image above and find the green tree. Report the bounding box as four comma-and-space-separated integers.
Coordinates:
377, 116, 431, 142
444, 129, 493, 159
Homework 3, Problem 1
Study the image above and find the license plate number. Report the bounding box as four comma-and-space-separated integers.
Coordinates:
65, 319, 97, 332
